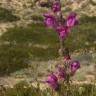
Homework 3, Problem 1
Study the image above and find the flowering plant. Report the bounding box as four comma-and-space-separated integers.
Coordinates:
43, 0, 80, 95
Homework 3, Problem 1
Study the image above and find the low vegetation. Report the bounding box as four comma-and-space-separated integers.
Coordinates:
0, 81, 96, 96
0, 16, 95, 75
0, 7, 20, 22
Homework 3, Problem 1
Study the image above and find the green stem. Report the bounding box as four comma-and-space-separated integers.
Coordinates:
59, 38, 64, 57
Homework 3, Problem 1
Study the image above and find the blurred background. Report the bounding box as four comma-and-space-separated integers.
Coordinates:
0, 0, 96, 92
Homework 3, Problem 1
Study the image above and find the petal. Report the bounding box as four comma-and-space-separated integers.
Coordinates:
66, 12, 78, 27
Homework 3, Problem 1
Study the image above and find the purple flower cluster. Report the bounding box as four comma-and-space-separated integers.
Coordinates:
66, 12, 78, 28
56, 26, 70, 39
43, 13, 57, 28
43, 0, 80, 91
45, 60, 80, 91
43, 1, 78, 40
70, 61, 80, 75
46, 73, 59, 91
56, 66, 66, 80
52, 1, 61, 13
44, 12, 78, 40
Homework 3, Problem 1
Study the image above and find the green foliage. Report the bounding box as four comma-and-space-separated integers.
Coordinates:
0, 16, 96, 74
5, 81, 47, 96
31, 14, 43, 22
0, 24, 58, 45
80, 16, 96, 24
0, 24, 58, 75
0, 7, 20, 22
65, 23, 96, 51
0, 24, 58, 61
0, 44, 30, 75
2, 82, 96, 96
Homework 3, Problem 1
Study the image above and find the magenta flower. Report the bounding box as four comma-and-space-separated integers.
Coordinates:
46, 73, 59, 91
70, 61, 80, 75
66, 12, 78, 27
56, 26, 70, 39
43, 13, 57, 28
46, 73, 58, 82
56, 66, 66, 80
52, 1, 61, 13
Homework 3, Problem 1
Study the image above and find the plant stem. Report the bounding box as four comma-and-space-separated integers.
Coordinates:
59, 38, 64, 57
